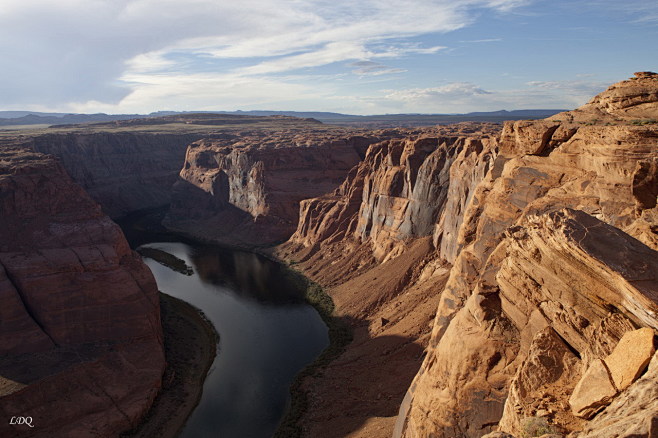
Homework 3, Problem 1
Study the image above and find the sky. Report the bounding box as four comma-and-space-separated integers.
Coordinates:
1, 0, 657, 115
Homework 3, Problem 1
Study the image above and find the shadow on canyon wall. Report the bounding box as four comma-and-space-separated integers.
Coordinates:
165, 177, 295, 247
0, 342, 111, 388
283, 312, 426, 438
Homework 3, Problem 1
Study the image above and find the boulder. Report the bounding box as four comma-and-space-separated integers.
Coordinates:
604, 327, 656, 391
569, 359, 617, 419
569, 351, 658, 437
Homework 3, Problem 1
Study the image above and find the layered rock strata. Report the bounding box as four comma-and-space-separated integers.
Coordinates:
284, 123, 499, 267
2, 73, 655, 438
17, 114, 327, 219
276, 124, 500, 437
397, 72, 658, 438
0, 146, 165, 437
28, 132, 200, 218
164, 131, 392, 246
275, 74, 658, 438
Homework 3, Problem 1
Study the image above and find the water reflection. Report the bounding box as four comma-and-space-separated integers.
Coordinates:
189, 246, 305, 305
138, 241, 328, 438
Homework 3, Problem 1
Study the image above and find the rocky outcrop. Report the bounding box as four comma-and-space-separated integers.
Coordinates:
275, 124, 501, 437
604, 328, 655, 391
23, 114, 328, 219
353, 136, 496, 262
572, 350, 658, 438
140, 75, 656, 437
568, 359, 617, 420
165, 131, 387, 246
3, 75, 653, 438
396, 74, 658, 438
0, 146, 165, 437
434, 136, 496, 263
249, 74, 658, 438
575, 71, 658, 120
283, 124, 499, 266
500, 328, 582, 432
568, 327, 655, 419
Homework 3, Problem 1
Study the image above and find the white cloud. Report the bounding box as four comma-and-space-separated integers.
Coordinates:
240, 42, 369, 75
526, 80, 608, 97
71, 72, 321, 113
583, 0, 658, 23
458, 38, 503, 43
0, 0, 527, 111
349, 61, 406, 76
386, 83, 492, 101
377, 78, 607, 113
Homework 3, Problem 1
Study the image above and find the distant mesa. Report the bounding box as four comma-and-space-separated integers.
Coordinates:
0, 108, 568, 129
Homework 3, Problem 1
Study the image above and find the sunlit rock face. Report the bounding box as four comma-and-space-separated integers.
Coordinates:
396, 73, 658, 438
1, 73, 655, 438
275, 123, 503, 437
285, 124, 499, 264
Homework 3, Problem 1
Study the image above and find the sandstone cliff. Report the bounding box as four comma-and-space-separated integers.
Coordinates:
276, 123, 501, 437
0, 145, 165, 437
21, 114, 325, 219
2, 73, 654, 438
396, 72, 658, 438
277, 74, 658, 438
165, 130, 390, 246
28, 132, 200, 218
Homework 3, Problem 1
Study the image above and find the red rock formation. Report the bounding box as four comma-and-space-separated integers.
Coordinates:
284, 124, 499, 268
0, 146, 164, 437
25, 114, 327, 219
276, 123, 501, 437
4, 74, 654, 438
397, 73, 658, 438
165, 131, 388, 246
275, 76, 657, 438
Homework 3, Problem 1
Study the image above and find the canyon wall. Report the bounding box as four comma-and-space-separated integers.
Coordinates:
396, 73, 658, 438
164, 131, 388, 247
24, 115, 337, 219
28, 132, 201, 218
277, 75, 658, 438
0, 145, 165, 437
275, 124, 500, 437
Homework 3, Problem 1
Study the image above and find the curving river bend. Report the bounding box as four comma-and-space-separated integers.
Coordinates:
136, 239, 328, 438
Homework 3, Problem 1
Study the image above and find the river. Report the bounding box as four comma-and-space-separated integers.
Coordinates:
120, 212, 328, 437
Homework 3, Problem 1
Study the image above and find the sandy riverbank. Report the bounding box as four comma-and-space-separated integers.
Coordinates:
122, 292, 218, 438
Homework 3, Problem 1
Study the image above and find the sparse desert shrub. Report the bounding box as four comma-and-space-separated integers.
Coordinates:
521, 416, 558, 437
630, 119, 658, 125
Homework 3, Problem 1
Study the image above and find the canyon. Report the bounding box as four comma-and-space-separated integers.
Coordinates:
276, 72, 658, 438
0, 73, 656, 438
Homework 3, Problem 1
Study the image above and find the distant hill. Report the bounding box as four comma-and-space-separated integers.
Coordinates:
463, 109, 566, 118
0, 109, 567, 128
0, 112, 147, 127
0, 111, 69, 118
